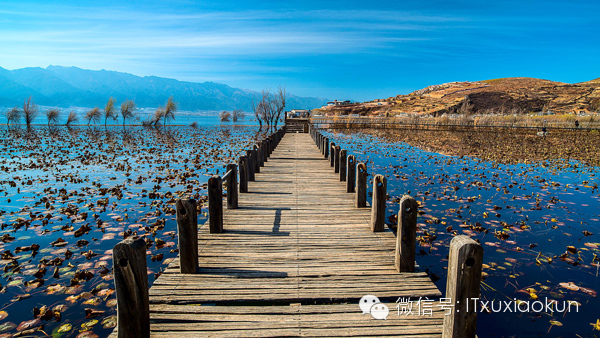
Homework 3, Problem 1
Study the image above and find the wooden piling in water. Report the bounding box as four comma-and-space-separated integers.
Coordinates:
208, 175, 223, 233
356, 162, 367, 208
334, 145, 341, 173
370, 174, 387, 232
238, 156, 248, 193
395, 195, 417, 272
176, 199, 198, 273
226, 164, 238, 209
346, 155, 356, 192
329, 143, 335, 167
443, 236, 483, 338
339, 149, 347, 181
261, 140, 267, 163
113, 237, 150, 338
258, 142, 265, 166
253, 144, 260, 173
246, 149, 255, 181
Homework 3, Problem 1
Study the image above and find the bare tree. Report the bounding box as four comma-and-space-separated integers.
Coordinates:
120, 100, 136, 126
45, 108, 60, 126
163, 96, 177, 126
66, 111, 78, 126
85, 107, 101, 125
23, 96, 39, 127
219, 111, 231, 123
104, 97, 117, 126
251, 88, 286, 131
3, 107, 21, 125
251, 95, 263, 130
232, 109, 245, 122
271, 86, 286, 130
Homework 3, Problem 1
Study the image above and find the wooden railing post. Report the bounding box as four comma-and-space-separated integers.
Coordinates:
395, 195, 417, 272
346, 155, 355, 192
329, 142, 336, 167
253, 144, 260, 173
356, 163, 367, 207
258, 143, 265, 166
334, 145, 341, 173
370, 174, 387, 232
319, 135, 323, 153
339, 149, 347, 181
208, 175, 223, 233
443, 236, 483, 338
262, 140, 268, 163
323, 138, 328, 157
176, 199, 198, 273
113, 237, 149, 338
246, 149, 255, 181
226, 164, 238, 209
238, 156, 248, 193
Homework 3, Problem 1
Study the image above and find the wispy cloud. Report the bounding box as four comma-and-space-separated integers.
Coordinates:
1, 0, 598, 100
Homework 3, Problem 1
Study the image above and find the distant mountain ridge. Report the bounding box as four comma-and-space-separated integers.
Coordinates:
0, 66, 329, 111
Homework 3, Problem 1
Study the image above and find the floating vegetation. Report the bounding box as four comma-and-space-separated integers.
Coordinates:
0, 125, 265, 336
325, 128, 600, 336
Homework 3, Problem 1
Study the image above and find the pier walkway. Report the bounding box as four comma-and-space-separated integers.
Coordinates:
112, 132, 445, 337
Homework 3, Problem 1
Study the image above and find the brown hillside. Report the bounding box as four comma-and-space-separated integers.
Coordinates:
319, 77, 600, 116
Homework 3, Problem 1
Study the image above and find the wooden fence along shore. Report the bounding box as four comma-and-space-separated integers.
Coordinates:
109, 124, 484, 337
311, 116, 600, 132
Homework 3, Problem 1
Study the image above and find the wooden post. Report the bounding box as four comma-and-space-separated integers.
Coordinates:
370, 174, 387, 232
262, 140, 268, 163
258, 142, 265, 166
113, 237, 149, 338
334, 145, 341, 173
246, 149, 255, 181
253, 144, 260, 173
208, 176, 223, 233
395, 195, 417, 272
339, 149, 347, 181
443, 236, 483, 338
346, 155, 355, 192
226, 164, 238, 209
324, 138, 329, 158
329, 142, 336, 167
176, 199, 198, 273
238, 156, 248, 193
356, 163, 367, 208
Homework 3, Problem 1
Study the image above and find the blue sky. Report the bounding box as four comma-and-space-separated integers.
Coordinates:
1, 0, 599, 101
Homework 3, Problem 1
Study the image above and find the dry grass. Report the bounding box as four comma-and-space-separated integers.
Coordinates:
362, 127, 600, 166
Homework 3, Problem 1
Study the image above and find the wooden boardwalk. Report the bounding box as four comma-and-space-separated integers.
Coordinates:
112, 132, 444, 337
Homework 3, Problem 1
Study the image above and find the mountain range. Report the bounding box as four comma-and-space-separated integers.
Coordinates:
0, 66, 329, 111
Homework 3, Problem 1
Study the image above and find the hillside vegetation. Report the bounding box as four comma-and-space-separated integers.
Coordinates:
319, 77, 600, 116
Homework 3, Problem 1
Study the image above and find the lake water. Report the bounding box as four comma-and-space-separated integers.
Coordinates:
0, 124, 598, 337
323, 129, 600, 337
